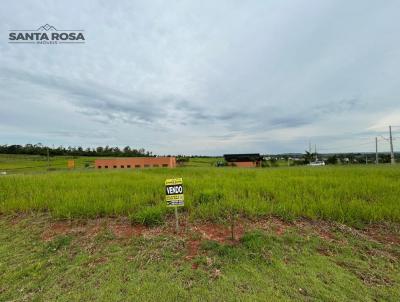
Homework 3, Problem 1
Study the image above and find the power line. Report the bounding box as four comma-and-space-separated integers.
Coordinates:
317, 129, 399, 153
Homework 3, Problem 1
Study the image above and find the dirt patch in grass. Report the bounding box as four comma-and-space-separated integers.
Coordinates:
316, 228, 336, 241
41, 220, 103, 242
251, 217, 399, 247
334, 260, 395, 286
249, 216, 341, 242
112, 223, 143, 237
186, 223, 246, 259
192, 223, 245, 243
39, 217, 141, 241
292, 219, 338, 241
363, 223, 400, 245
36, 216, 249, 259
42, 222, 73, 241
3, 213, 399, 257
39, 217, 247, 243
249, 216, 291, 235
186, 240, 201, 260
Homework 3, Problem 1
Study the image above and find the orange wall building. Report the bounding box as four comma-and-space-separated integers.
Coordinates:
95, 157, 176, 169
224, 154, 262, 168
232, 161, 260, 168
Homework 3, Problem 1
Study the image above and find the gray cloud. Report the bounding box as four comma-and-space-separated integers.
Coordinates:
45, 130, 112, 139
1, 67, 166, 126
1, 0, 400, 154
313, 98, 364, 116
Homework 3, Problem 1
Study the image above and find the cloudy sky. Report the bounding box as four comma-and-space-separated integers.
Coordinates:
1, 0, 399, 155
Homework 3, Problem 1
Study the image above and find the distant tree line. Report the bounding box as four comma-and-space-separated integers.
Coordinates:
0, 144, 153, 157
324, 153, 396, 164
263, 152, 398, 166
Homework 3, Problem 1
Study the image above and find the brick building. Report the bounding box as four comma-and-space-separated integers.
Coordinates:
223, 154, 263, 167
95, 157, 176, 169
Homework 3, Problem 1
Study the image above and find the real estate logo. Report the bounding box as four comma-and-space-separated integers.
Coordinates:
8, 24, 85, 45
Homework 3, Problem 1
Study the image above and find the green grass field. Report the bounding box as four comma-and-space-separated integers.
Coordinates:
1, 163, 399, 225
1, 155, 399, 301
0, 154, 94, 173
1, 215, 399, 301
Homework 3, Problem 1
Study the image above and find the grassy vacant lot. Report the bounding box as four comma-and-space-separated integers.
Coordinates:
1, 165, 400, 226
1, 156, 399, 301
1, 215, 399, 301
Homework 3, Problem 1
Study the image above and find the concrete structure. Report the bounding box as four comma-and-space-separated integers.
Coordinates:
224, 154, 263, 167
95, 157, 176, 169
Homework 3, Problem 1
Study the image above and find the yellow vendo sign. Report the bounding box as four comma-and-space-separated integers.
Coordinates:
165, 178, 184, 207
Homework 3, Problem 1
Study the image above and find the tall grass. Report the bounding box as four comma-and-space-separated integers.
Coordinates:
0, 166, 399, 225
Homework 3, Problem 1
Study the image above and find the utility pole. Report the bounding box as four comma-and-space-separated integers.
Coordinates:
375, 137, 378, 164
389, 126, 395, 164
314, 144, 318, 161
47, 147, 50, 170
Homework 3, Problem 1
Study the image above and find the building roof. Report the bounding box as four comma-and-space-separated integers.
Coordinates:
223, 153, 262, 162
